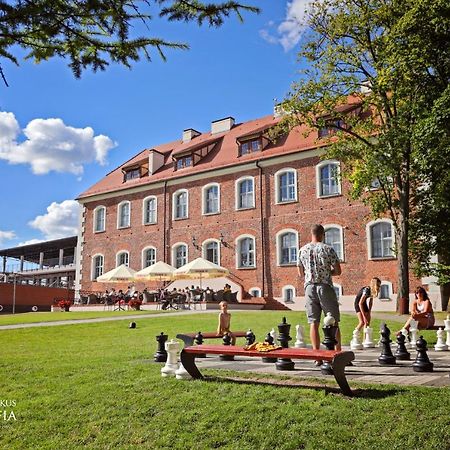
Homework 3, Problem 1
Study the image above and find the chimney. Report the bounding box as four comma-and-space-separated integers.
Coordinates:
211, 117, 235, 134
182, 128, 201, 143
274, 103, 287, 118
148, 149, 165, 175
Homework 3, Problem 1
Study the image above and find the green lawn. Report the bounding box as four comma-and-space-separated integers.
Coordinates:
0, 311, 448, 449
0, 310, 167, 326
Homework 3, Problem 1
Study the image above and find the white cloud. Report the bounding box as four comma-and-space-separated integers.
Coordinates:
260, 0, 316, 51
0, 112, 117, 176
0, 230, 16, 246
29, 200, 80, 240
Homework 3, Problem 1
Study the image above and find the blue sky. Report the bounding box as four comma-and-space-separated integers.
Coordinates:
0, 0, 310, 249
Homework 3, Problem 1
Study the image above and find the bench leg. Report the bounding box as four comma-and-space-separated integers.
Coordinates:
180, 350, 203, 379
331, 351, 355, 396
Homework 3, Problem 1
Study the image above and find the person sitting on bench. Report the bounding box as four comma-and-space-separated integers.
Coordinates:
217, 301, 236, 345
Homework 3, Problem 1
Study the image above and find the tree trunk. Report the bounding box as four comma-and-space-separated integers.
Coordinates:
396, 192, 410, 314
440, 283, 450, 312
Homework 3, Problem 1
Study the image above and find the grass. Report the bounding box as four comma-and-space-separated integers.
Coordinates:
0, 311, 448, 449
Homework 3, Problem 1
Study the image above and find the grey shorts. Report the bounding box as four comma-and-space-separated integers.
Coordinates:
305, 284, 340, 324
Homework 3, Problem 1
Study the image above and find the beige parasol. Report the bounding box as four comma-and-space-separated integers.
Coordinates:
134, 261, 175, 283
173, 257, 229, 289
96, 264, 136, 282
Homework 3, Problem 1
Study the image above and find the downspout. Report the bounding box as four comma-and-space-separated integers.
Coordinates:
255, 161, 265, 297
163, 180, 168, 263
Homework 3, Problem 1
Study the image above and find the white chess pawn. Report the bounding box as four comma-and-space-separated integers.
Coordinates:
444, 315, 450, 348
409, 319, 418, 348
350, 328, 363, 350
294, 324, 306, 348
434, 328, 448, 351
323, 312, 336, 327
175, 362, 192, 380
270, 328, 277, 345
363, 326, 375, 348
161, 339, 180, 377
400, 328, 411, 349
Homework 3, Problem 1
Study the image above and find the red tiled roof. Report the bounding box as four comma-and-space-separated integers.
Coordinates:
77, 114, 325, 200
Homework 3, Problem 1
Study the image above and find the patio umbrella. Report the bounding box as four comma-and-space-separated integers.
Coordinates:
173, 257, 229, 289
134, 261, 175, 283
96, 264, 136, 282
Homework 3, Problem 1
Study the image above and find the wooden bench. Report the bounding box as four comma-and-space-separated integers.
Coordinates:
180, 345, 355, 396
176, 331, 247, 347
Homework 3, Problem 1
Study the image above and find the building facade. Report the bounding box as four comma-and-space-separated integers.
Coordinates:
76, 111, 418, 309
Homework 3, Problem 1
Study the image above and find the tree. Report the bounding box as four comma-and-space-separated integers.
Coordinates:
0, 0, 259, 85
276, 0, 450, 307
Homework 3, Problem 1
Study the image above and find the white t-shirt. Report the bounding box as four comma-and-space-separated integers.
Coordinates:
298, 242, 339, 287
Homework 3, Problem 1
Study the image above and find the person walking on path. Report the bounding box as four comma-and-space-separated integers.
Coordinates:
354, 277, 381, 332
297, 224, 342, 363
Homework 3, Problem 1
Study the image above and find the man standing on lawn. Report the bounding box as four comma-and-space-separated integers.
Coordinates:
297, 224, 342, 361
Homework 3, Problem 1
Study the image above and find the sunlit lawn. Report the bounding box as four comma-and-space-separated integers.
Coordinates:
0, 311, 448, 449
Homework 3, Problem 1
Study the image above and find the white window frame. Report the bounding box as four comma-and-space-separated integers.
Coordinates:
142, 196, 157, 225
91, 254, 104, 281
379, 281, 393, 300
202, 183, 221, 216
172, 189, 189, 220
366, 219, 396, 260
117, 200, 131, 229
235, 234, 256, 269
249, 287, 261, 297
275, 229, 299, 266
201, 239, 221, 265
93, 205, 106, 233
116, 250, 130, 267
235, 176, 255, 210
275, 168, 298, 204
141, 246, 156, 269
282, 285, 296, 303
315, 160, 341, 198
324, 224, 345, 262
171, 242, 188, 268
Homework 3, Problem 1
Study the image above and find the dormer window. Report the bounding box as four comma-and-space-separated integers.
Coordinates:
122, 159, 149, 182
318, 119, 346, 138
175, 155, 192, 170
124, 168, 140, 181
239, 138, 262, 156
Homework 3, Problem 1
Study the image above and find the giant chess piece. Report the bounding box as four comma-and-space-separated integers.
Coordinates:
161, 339, 180, 377
350, 328, 363, 350
412, 336, 434, 372
378, 323, 396, 365
363, 326, 376, 348
219, 332, 234, 361
270, 328, 277, 345
276, 317, 295, 371
400, 328, 412, 349
154, 332, 168, 362
321, 314, 338, 375
262, 332, 277, 363
395, 332, 411, 360
409, 319, 419, 348
434, 328, 448, 351
444, 315, 450, 348
175, 361, 192, 380
245, 329, 256, 346
295, 324, 307, 348
194, 331, 206, 358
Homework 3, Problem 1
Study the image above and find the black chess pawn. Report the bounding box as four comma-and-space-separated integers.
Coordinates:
321, 323, 338, 375
154, 332, 168, 362
378, 323, 396, 365
220, 332, 234, 361
412, 336, 434, 372
276, 317, 295, 370
395, 332, 410, 360
194, 331, 206, 358
262, 332, 277, 363
245, 329, 256, 346
129, 321, 136, 329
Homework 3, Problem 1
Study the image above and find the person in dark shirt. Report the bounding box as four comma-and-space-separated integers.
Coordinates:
354, 277, 381, 331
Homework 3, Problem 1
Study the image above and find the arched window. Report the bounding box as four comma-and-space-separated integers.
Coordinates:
367, 220, 394, 259
324, 225, 344, 261
202, 240, 220, 265
276, 230, 298, 266
142, 247, 156, 268
236, 235, 256, 268
316, 161, 340, 197
93, 206, 106, 233
116, 251, 129, 267
249, 287, 261, 297
236, 177, 255, 210
203, 184, 220, 215
173, 190, 188, 219
143, 197, 157, 224
172, 243, 188, 268
91, 254, 104, 280
282, 285, 296, 303
275, 169, 297, 203
117, 201, 131, 228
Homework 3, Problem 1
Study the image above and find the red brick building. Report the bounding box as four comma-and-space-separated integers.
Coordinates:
76, 109, 417, 310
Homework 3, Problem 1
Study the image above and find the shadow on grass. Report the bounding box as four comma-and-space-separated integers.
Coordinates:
203, 375, 403, 399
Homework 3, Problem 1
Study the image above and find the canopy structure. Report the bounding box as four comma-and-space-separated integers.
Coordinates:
97, 264, 136, 283
134, 261, 175, 282
173, 257, 229, 288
